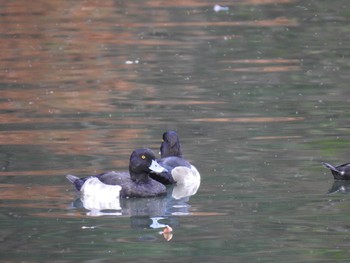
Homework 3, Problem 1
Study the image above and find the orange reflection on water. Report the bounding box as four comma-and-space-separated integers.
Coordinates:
145, 100, 225, 105
225, 59, 300, 64
0, 129, 147, 157
0, 169, 88, 177
122, 17, 298, 28
251, 135, 302, 140
147, 0, 297, 7
0, 0, 299, 86
0, 184, 71, 201
228, 65, 300, 72
0, 85, 162, 114
224, 59, 301, 73
194, 116, 304, 123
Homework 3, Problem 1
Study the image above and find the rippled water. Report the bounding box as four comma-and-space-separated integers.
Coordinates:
1, 0, 350, 262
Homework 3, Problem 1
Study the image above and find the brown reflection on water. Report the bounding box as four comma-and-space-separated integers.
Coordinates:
1, 86, 161, 114
145, 100, 225, 106
1, 0, 299, 85
223, 59, 301, 73
229, 65, 300, 72
0, 0, 304, 218
1, 1, 135, 84
194, 116, 305, 123
0, 184, 70, 202
145, 0, 297, 7
0, 170, 83, 177
225, 59, 300, 64
251, 135, 302, 140
0, 129, 146, 157
122, 17, 298, 28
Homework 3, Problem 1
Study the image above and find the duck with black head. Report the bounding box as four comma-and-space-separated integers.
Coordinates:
66, 148, 168, 199
323, 162, 350, 180
150, 131, 201, 188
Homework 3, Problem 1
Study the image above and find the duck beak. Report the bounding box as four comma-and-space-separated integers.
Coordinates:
149, 160, 167, 173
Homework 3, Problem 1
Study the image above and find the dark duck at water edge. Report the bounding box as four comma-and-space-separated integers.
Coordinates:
322, 162, 350, 180
150, 131, 201, 186
66, 148, 168, 198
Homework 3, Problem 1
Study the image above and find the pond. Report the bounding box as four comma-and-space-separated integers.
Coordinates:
1, 0, 350, 262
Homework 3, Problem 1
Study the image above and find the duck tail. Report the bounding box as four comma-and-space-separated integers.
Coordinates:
66, 174, 84, 191
322, 162, 339, 173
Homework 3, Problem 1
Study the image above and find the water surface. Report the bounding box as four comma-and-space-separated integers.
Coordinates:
1, 0, 350, 262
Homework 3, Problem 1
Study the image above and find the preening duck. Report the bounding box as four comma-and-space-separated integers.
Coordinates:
150, 131, 200, 188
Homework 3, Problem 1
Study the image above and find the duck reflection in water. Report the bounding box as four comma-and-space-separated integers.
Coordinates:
328, 181, 350, 194
69, 185, 197, 242
70, 187, 195, 241
70, 184, 196, 217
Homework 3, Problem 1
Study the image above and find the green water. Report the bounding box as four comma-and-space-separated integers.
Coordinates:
1, 0, 350, 262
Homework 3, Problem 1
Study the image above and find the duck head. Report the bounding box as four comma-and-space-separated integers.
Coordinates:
129, 148, 167, 182
160, 130, 183, 158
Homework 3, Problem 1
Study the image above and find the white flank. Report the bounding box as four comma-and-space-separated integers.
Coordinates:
80, 178, 122, 211
171, 165, 201, 199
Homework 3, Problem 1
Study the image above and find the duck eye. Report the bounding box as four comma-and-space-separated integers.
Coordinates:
141, 155, 146, 160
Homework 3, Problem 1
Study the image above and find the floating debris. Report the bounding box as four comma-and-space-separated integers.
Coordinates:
159, 225, 173, 241
213, 5, 229, 12
125, 60, 139, 65
163, 225, 173, 233
81, 225, 97, 229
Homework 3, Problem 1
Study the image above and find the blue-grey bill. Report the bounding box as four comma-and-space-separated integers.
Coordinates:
149, 160, 167, 173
